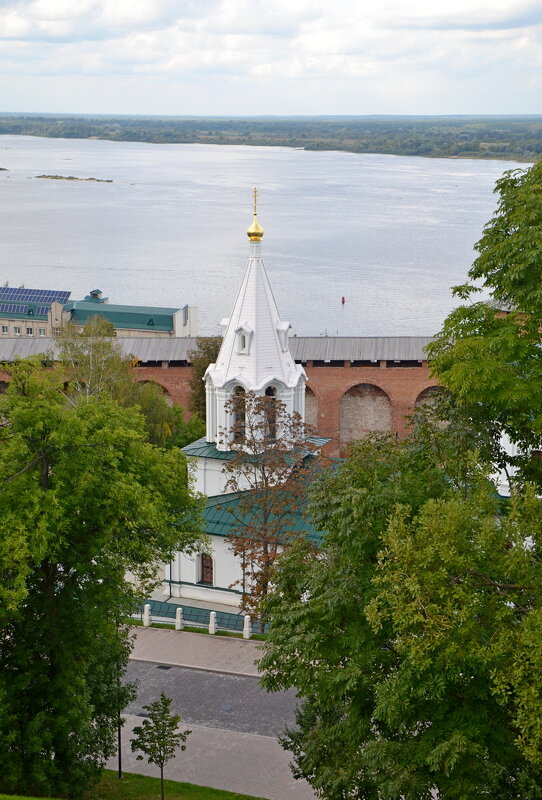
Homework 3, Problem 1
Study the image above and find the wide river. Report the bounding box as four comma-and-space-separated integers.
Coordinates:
0, 135, 524, 337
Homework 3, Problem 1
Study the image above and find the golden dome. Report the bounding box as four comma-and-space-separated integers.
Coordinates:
247, 187, 264, 241
247, 215, 264, 241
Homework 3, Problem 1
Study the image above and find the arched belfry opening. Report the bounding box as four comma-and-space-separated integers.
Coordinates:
232, 386, 246, 443
265, 385, 277, 441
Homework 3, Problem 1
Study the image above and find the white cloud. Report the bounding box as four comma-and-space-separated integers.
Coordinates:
27, 0, 96, 22
0, 0, 541, 112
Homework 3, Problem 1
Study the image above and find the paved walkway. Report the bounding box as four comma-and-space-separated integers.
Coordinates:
111, 714, 316, 800
130, 626, 261, 677
127, 626, 316, 799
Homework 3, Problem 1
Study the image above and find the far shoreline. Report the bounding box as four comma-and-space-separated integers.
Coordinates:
0, 113, 540, 163
0, 133, 535, 166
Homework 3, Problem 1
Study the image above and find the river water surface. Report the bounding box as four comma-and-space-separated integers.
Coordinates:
0, 135, 524, 336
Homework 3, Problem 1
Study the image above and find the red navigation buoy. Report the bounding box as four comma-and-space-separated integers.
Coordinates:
341, 296, 346, 305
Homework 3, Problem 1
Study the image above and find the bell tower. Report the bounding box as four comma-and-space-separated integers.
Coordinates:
204, 189, 306, 452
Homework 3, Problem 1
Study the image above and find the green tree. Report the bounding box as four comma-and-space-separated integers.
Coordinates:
57, 316, 129, 401
188, 336, 222, 421
132, 381, 204, 449
221, 391, 324, 625
259, 428, 542, 799
131, 693, 191, 800
365, 487, 542, 799
0, 358, 205, 798
58, 317, 204, 447
427, 158, 542, 488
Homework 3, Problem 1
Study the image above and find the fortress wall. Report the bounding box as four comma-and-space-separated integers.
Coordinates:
135, 361, 442, 453
303, 362, 441, 447
134, 365, 194, 412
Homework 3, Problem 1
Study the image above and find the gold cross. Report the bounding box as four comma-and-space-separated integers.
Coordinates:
253, 187, 258, 215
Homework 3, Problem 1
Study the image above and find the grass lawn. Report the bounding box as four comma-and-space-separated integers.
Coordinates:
0, 770, 268, 800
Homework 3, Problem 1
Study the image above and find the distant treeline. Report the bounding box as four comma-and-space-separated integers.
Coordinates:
1, 113, 542, 161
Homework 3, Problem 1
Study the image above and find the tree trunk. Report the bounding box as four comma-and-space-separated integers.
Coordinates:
160, 763, 164, 800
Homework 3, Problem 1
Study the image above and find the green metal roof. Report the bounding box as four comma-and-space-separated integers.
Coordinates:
183, 435, 331, 461
183, 437, 239, 460
203, 491, 325, 545
64, 301, 180, 332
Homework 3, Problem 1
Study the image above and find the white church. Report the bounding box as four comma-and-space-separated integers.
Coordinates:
164, 192, 317, 607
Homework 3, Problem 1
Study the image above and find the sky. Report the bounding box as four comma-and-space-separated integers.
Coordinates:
0, 0, 541, 115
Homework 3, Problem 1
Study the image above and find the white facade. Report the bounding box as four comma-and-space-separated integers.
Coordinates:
189, 454, 253, 497
164, 203, 307, 607
173, 304, 199, 337
164, 537, 242, 606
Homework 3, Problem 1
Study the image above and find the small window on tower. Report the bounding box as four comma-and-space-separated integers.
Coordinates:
236, 326, 252, 354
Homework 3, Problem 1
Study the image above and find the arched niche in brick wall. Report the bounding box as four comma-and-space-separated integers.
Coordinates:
137, 379, 174, 407
415, 385, 445, 407
340, 383, 392, 444
305, 386, 318, 430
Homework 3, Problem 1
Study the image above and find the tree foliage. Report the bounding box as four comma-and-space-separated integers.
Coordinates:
221, 391, 324, 622
131, 693, 191, 800
58, 317, 204, 447
188, 336, 222, 422
0, 354, 205, 798
427, 158, 542, 488
259, 422, 542, 799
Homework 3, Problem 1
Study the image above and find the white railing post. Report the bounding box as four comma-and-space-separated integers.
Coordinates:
142, 603, 151, 627
175, 607, 184, 631
243, 614, 252, 640
208, 611, 217, 634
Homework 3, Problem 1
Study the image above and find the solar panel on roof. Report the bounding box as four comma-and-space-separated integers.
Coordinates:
0, 302, 52, 316
0, 303, 29, 314
0, 288, 70, 304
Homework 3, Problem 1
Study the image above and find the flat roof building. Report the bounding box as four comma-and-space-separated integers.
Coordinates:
0, 286, 198, 338
0, 287, 69, 338
64, 289, 198, 338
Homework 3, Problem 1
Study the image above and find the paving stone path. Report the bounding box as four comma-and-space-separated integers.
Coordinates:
113, 714, 316, 800
116, 627, 316, 800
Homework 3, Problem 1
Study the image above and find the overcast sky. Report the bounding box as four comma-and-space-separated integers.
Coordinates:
0, 0, 541, 116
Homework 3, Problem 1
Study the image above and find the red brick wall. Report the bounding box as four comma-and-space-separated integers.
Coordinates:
134, 366, 194, 415
135, 362, 442, 453
304, 362, 441, 447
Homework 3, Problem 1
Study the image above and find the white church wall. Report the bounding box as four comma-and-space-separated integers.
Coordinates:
189, 455, 253, 496
164, 535, 243, 608
190, 456, 226, 495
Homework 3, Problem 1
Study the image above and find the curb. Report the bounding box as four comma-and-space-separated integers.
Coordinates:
129, 655, 261, 680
